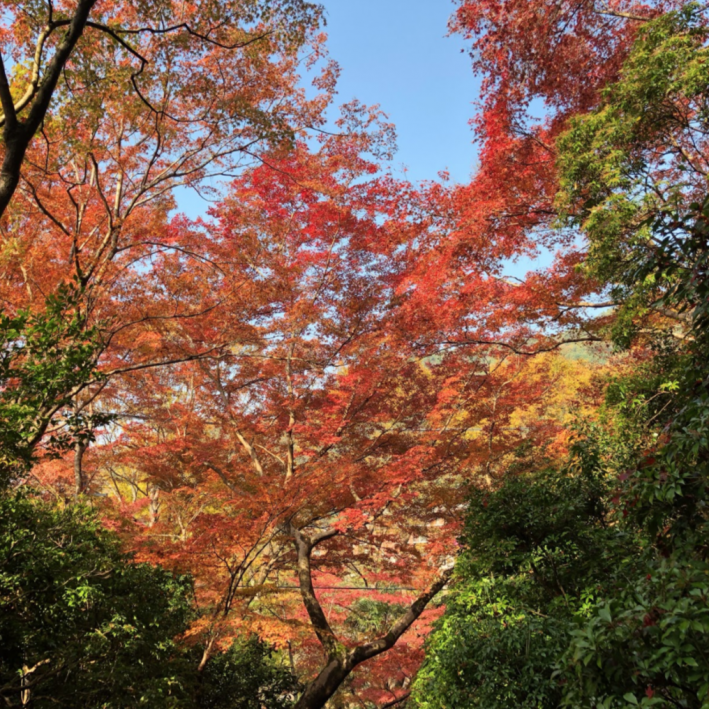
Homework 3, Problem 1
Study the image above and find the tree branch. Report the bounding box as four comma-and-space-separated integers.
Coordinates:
595, 6, 652, 22
439, 336, 603, 356
381, 692, 411, 709
0, 24, 56, 126
0, 0, 99, 217
99, 347, 226, 379
112, 23, 273, 51
292, 531, 453, 709
350, 568, 453, 665
291, 525, 341, 659
0, 54, 17, 130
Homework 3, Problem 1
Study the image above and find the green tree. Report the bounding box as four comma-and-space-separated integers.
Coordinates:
558, 202, 709, 709
556, 2, 709, 347
412, 438, 634, 709
0, 492, 195, 707
0, 284, 105, 486
197, 637, 300, 709
0, 492, 301, 708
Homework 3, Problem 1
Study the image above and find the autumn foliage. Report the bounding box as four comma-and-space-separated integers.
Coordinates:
4, 0, 706, 707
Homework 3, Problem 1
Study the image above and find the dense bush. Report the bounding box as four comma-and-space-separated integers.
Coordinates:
0, 492, 194, 707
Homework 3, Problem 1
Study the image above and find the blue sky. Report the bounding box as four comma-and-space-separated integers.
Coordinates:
322, 0, 480, 185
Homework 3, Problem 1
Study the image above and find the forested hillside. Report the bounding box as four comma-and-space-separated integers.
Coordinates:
1, 1, 708, 708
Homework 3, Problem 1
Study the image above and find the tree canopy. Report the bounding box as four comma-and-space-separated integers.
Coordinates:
2, 1, 709, 708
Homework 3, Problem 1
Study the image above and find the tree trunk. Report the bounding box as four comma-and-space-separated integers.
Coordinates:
288, 524, 453, 709
294, 659, 351, 709
73, 438, 87, 497
0, 133, 27, 217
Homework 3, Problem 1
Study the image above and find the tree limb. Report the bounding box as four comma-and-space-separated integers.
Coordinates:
0, 54, 17, 130
381, 692, 411, 709
349, 568, 453, 665
0, 0, 99, 217
595, 6, 652, 22
439, 336, 603, 356
291, 521, 452, 709
291, 524, 341, 659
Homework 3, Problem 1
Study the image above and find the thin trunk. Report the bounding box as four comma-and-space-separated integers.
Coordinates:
148, 485, 160, 526
289, 525, 452, 709
197, 634, 217, 672
73, 438, 86, 497
285, 343, 296, 483
20, 664, 31, 707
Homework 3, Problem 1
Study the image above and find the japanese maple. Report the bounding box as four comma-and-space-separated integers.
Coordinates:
403, 0, 689, 357
62, 128, 596, 707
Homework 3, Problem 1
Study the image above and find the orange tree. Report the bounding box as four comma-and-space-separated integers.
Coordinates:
0, 0, 337, 494
73, 128, 598, 707
0, 0, 327, 215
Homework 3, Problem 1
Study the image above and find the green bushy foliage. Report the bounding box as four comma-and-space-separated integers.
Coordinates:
0, 284, 106, 485
197, 637, 300, 709
0, 492, 195, 707
412, 440, 632, 709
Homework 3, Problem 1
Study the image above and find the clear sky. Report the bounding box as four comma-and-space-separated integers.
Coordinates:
321, 0, 480, 185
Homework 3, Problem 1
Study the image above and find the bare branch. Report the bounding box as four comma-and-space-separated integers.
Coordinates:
0, 54, 18, 129
108, 23, 273, 52
291, 521, 452, 709
291, 524, 341, 659
438, 336, 603, 356
99, 346, 226, 379
595, 7, 652, 22
0, 24, 56, 125
350, 568, 453, 665
381, 692, 411, 709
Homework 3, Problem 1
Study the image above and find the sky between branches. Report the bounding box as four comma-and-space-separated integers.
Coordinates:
324, 0, 479, 184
